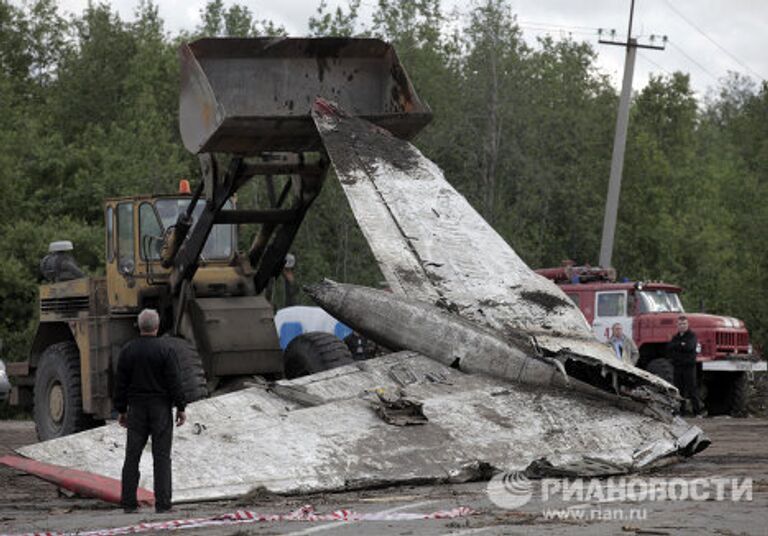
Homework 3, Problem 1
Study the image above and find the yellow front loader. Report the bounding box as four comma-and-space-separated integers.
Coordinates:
8, 37, 431, 439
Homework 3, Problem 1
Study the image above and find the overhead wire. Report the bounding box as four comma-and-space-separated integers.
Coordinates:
638, 51, 672, 76
517, 24, 598, 37
366, 4, 733, 90
519, 27, 720, 94
667, 41, 721, 84
516, 20, 602, 32
661, 0, 765, 80
514, 17, 722, 93
354, 1, 763, 83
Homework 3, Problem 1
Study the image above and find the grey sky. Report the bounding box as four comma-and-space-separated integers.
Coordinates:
53, 0, 768, 98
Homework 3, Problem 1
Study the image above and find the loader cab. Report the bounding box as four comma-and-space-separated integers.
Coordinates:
104, 192, 238, 311
142, 197, 235, 262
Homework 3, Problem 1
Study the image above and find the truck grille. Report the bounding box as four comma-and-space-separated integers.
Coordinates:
41, 297, 90, 313
715, 331, 749, 352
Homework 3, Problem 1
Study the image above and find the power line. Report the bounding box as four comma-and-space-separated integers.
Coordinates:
460, 12, 607, 36
517, 20, 602, 32
453, 11, 604, 38
517, 24, 597, 37
638, 51, 672, 75
667, 41, 720, 83
637, 53, 708, 100
661, 0, 765, 80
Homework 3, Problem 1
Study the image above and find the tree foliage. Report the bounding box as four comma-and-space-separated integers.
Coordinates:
0, 0, 766, 367
195, 0, 286, 37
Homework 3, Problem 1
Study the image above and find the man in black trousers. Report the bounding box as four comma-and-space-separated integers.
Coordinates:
115, 308, 186, 513
667, 315, 704, 416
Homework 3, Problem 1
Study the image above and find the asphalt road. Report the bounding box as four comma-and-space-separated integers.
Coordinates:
1, 417, 767, 535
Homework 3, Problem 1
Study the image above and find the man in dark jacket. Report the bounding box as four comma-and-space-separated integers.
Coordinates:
115, 309, 186, 513
666, 315, 703, 416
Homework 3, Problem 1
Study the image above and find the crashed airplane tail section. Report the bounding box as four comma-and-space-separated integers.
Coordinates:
16, 352, 709, 502
306, 280, 643, 410
311, 99, 680, 414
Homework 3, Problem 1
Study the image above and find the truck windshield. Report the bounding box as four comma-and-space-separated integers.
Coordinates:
153, 199, 235, 260
637, 290, 684, 313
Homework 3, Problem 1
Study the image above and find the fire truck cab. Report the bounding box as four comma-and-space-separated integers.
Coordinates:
537, 262, 766, 416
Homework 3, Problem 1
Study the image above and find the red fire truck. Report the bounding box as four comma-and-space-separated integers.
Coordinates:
537, 261, 766, 416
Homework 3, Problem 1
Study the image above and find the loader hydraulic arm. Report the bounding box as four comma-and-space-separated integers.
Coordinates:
167, 153, 328, 296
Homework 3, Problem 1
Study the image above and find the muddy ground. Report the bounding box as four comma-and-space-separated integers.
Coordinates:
1, 417, 767, 535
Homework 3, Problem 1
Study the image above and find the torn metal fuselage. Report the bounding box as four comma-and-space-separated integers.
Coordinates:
310, 100, 681, 417
306, 280, 678, 416
15, 352, 709, 502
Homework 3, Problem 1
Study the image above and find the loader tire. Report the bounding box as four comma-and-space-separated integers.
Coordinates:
34, 341, 95, 440
727, 372, 749, 417
646, 358, 674, 384
162, 336, 208, 404
283, 332, 354, 380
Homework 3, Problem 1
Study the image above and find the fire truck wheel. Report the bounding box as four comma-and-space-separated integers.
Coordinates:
727, 372, 749, 417
33, 341, 94, 440
283, 332, 354, 380
646, 358, 674, 384
162, 336, 208, 404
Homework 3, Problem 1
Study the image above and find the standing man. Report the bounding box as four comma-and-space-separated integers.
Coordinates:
666, 315, 703, 416
114, 309, 186, 514
607, 323, 639, 365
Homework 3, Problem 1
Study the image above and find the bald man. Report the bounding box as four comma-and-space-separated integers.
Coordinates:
114, 308, 186, 514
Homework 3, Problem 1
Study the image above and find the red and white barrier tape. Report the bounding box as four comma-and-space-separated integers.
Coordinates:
5, 505, 475, 536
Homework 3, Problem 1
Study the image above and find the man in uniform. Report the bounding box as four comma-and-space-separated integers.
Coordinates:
666, 315, 703, 416
115, 309, 186, 513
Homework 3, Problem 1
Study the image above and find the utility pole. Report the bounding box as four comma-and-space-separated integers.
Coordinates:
598, 0, 665, 268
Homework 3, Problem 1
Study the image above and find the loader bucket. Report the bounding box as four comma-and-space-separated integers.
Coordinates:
179, 37, 433, 155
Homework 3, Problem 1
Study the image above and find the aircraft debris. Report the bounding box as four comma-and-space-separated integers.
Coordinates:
6, 94, 710, 506
14, 352, 708, 502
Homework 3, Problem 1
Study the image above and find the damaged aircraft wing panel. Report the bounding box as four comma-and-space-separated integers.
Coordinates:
312, 102, 593, 342
16, 352, 705, 503
533, 333, 680, 388
311, 101, 677, 397
330, 162, 440, 301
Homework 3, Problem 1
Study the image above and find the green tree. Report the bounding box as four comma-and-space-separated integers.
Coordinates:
50, 3, 137, 141
196, 0, 286, 37
308, 0, 362, 37
701, 78, 768, 348
1, 0, 766, 357
618, 73, 699, 281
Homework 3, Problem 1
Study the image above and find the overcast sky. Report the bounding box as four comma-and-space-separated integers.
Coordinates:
52, 0, 767, 98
